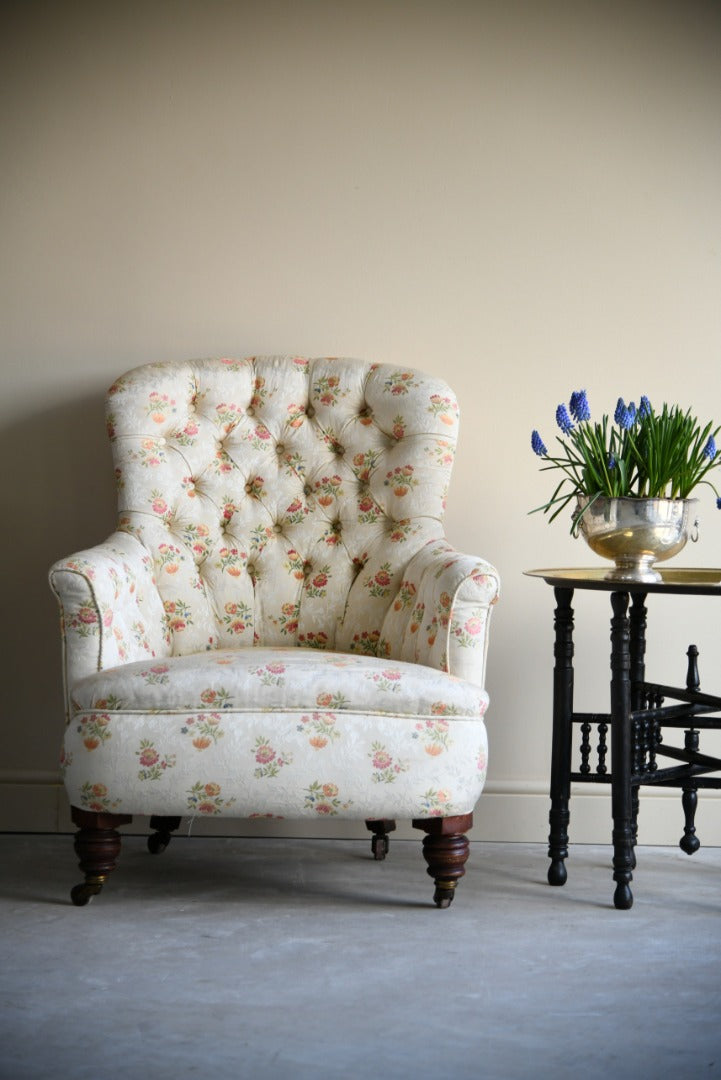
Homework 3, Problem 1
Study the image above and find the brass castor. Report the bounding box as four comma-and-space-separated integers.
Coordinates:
433, 882, 457, 909
70, 878, 104, 906
70, 807, 131, 908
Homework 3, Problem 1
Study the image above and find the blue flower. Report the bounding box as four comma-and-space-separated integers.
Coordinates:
531, 430, 548, 456
703, 435, 717, 460
614, 397, 636, 431
569, 390, 590, 423
555, 404, 574, 435
608, 454, 616, 470
717, 497, 721, 510
639, 395, 652, 419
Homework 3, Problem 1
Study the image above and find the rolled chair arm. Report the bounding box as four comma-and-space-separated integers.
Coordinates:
381, 538, 500, 686
49, 531, 169, 718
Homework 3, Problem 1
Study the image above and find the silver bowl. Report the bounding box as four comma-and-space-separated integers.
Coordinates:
575, 496, 699, 583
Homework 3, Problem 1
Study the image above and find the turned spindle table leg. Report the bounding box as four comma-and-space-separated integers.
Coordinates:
548, 586, 574, 887
610, 591, 634, 910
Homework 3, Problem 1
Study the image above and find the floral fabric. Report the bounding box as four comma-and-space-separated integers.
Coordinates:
49, 532, 169, 721
50, 357, 499, 823
63, 647, 488, 819
375, 538, 499, 686
69, 646, 489, 718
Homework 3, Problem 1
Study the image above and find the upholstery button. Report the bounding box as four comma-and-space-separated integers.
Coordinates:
306, 406, 315, 418
246, 406, 255, 417
273, 523, 283, 534
244, 482, 252, 493
247, 563, 256, 576
276, 443, 285, 455
334, 445, 344, 456
302, 561, 312, 578
359, 406, 371, 418
332, 519, 342, 532
303, 484, 313, 496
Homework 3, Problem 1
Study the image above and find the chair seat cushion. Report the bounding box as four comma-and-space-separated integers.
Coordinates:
71, 646, 488, 718
63, 648, 488, 821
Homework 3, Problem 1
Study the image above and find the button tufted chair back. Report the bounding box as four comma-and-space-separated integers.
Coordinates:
109, 356, 459, 659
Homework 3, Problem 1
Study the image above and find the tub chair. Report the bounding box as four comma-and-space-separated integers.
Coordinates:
49, 356, 500, 907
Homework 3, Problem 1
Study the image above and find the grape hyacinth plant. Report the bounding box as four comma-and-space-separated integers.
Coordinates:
531, 391, 721, 532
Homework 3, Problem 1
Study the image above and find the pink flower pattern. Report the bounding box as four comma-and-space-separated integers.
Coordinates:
369, 741, 409, 784
252, 736, 293, 778
136, 739, 176, 780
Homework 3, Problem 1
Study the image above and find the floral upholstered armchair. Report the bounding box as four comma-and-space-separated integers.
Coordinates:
49, 357, 500, 908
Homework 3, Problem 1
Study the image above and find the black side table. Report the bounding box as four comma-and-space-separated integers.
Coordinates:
526, 568, 721, 909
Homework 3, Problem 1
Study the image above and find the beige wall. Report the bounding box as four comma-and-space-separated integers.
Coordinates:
2, 0, 721, 843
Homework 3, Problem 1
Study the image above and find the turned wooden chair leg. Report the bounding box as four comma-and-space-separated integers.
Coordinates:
70, 807, 132, 906
365, 819, 396, 860
148, 815, 182, 854
412, 813, 473, 908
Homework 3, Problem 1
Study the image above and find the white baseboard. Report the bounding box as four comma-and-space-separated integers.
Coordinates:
2, 775, 720, 846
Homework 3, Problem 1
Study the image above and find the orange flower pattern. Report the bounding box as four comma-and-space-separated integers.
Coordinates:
223, 600, 252, 635
418, 788, 455, 817
363, 562, 394, 599
187, 781, 235, 815
181, 713, 225, 749
298, 712, 341, 749
80, 781, 121, 812
382, 370, 418, 396
77, 715, 112, 751
304, 780, 352, 815
413, 719, 453, 755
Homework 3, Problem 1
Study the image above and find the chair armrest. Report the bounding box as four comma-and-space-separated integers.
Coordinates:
49, 531, 169, 717
381, 539, 500, 686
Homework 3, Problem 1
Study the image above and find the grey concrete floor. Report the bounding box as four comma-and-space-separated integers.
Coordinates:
1, 835, 720, 1080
